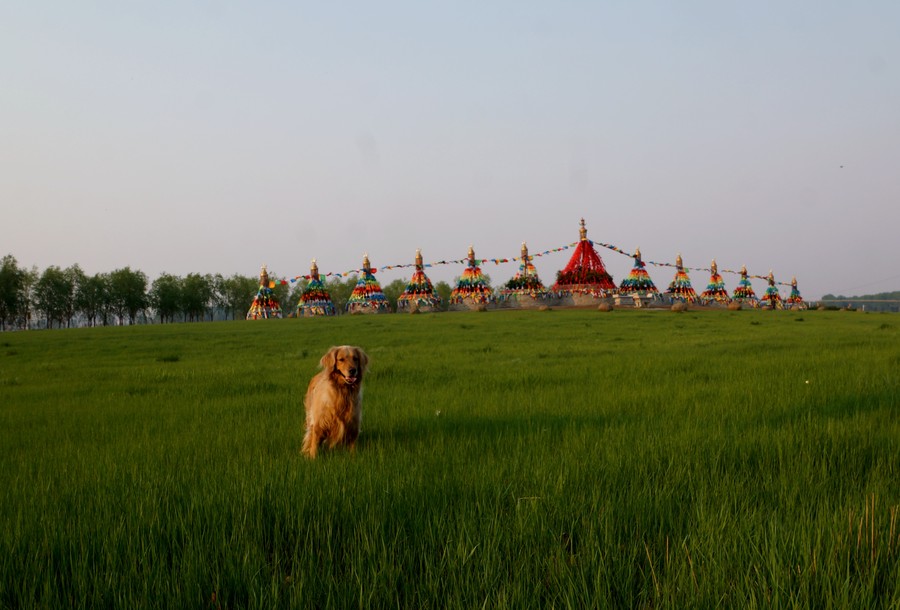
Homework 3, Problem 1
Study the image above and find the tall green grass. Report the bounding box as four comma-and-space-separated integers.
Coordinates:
1, 309, 898, 608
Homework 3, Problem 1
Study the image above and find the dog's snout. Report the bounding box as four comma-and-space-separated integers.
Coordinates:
348, 367, 357, 377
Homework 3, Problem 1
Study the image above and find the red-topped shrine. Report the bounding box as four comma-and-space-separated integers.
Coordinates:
552, 219, 616, 295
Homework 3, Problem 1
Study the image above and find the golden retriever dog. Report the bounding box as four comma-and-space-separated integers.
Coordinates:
301, 346, 369, 459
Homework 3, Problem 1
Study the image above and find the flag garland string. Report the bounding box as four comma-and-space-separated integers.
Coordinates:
589, 241, 793, 287
283, 243, 581, 283
277, 240, 793, 287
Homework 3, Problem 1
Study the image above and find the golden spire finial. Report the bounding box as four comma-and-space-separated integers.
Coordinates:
415, 249, 423, 268
310, 259, 319, 277
468, 245, 476, 266
792, 276, 797, 287
362, 252, 371, 272
634, 247, 641, 260
259, 264, 269, 285
711, 259, 718, 274
676, 253, 683, 269
741, 264, 748, 276
579, 218, 587, 241
521, 241, 529, 260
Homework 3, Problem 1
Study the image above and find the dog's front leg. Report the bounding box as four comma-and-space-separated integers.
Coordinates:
326, 422, 346, 450
345, 425, 359, 453
301, 426, 320, 459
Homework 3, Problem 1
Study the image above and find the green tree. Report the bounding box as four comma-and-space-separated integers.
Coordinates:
0, 255, 26, 330
62, 265, 85, 327
382, 278, 408, 312
219, 273, 257, 320
284, 280, 307, 315
327, 275, 358, 313
20, 266, 39, 329
108, 267, 149, 325
435, 281, 452, 311
269, 272, 291, 315
76, 272, 111, 327
210, 274, 228, 320
34, 265, 76, 329
150, 273, 183, 323
181, 273, 214, 322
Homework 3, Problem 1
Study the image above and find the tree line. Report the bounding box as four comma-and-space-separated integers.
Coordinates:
0, 254, 455, 331
819, 290, 900, 313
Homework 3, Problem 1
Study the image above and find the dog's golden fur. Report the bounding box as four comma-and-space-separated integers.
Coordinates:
302, 346, 369, 459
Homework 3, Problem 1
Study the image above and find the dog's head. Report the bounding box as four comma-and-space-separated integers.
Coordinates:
321, 345, 369, 387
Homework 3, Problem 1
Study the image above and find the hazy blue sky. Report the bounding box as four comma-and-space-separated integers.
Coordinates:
3, 2, 899, 299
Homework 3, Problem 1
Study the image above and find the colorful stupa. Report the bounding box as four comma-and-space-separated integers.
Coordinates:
665, 254, 698, 303
618, 248, 659, 297
732, 264, 759, 305
346, 253, 390, 314
397, 249, 442, 312
246, 264, 283, 319
760, 270, 784, 310
786, 276, 806, 310
700, 259, 730, 304
552, 219, 616, 302
500, 242, 553, 307
449, 246, 495, 310
297, 259, 336, 317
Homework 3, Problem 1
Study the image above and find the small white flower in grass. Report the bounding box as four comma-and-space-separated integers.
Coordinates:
805, 380, 810, 384
435, 410, 441, 417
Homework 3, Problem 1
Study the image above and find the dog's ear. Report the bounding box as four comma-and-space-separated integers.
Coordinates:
319, 347, 339, 371
355, 347, 369, 373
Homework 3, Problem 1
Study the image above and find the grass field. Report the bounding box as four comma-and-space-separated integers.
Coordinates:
1, 308, 898, 608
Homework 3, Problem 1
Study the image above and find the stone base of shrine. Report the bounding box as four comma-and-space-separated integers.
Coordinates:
246, 310, 282, 320
347, 304, 391, 315
397, 302, 441, 313
555, 291, 614, 308
732, 298, 760, 309
658, 295, 702, 309
695, 300, 730, 310
499, 293, 560, 309
449, 299, 497, 312
613, 293, 658, 309
298, 307, 335, 317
